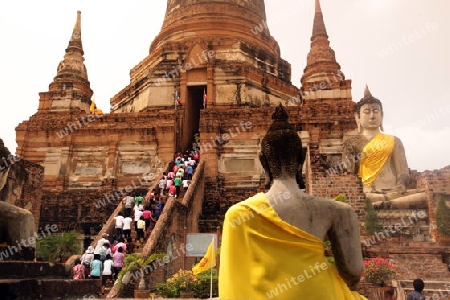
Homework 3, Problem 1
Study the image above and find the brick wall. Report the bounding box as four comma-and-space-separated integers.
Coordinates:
417, 166, 450, 240
39, 188, 119, 234
16, 110, 176, 192
309, 172, 366, 228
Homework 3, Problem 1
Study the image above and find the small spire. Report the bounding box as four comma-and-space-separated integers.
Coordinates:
71, 11, 82, 42
312, 0, 328, 40
38, 10, 93, 113
364, 85, 373, 98
315, 0, 322, 13
65, 10, 83, 54
301, 0, 342, 85
55, 11, 87, 80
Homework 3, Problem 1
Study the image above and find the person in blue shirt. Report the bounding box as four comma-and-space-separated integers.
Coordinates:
407, 279, 425, 300
90, 254, 103, 279
186, 165, 193, 180
154, 198, 164, 218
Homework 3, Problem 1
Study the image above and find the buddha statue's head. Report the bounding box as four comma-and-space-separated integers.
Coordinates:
259, 104, 305, 189
354, 85, 384, 132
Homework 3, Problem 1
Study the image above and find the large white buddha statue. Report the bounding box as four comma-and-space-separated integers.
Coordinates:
342, 86, 427, 209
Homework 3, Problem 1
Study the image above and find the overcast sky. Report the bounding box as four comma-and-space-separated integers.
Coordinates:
0, 0, 449, 172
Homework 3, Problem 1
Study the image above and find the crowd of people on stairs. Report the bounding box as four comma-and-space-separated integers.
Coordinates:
71, 149, 201, 296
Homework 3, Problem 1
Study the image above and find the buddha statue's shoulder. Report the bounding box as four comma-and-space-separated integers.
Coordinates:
273, 192, 354, 216
225, 193, 266, 216
373, 134, 405, 154
343, 131, 369, 153
343, 132, 404, 151
392, 135, 405, 148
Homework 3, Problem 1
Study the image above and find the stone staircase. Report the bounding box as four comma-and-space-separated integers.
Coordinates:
103, 161, 206, 298
375, 208, 431, 242
129, 216, 156, 255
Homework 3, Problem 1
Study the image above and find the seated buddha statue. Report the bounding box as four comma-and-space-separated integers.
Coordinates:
342, 86, 427, 209
219, 104, 366, 299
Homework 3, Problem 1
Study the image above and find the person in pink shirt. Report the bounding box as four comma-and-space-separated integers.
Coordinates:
169, 185, 176, 197
142, 209, 156, 231
193, 151, 200, 161
113, 238, 127, 254
166, 177, 173, 192
112, 246, 125, 281
72, 258, 85, 280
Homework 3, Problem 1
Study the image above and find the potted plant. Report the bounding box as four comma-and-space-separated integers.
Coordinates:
363, 257, 396, 287
157, 269, 198, 298
117, 253, 165, 298
363, 257, 396, 300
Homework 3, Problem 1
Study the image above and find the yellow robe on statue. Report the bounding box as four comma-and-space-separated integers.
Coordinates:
358, 133, 395, 186
219, 193, 366, 300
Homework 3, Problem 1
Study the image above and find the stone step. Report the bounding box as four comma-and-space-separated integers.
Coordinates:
375, 209, 430, 236
220, 175, 264, 188
375, 209, 429, 221
372, 208, 431, 241
377, 224, 430, 235
398, 279, 450, 290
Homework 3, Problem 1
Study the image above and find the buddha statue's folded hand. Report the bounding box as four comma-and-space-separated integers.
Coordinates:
395, 184, 407, 194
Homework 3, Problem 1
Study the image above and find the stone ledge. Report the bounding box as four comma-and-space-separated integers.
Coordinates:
0, 261, 66, 279
0, 278, 101, 300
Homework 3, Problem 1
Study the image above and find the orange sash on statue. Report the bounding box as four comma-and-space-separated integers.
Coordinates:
358, 133, 395, 186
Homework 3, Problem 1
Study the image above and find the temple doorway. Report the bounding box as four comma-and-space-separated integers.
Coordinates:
181, 85, 206, 151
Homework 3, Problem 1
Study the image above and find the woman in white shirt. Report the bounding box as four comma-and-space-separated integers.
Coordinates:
102, 254, 114, 295
122, 215, 133, 240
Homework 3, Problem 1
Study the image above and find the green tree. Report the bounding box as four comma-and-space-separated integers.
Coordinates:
36, 230, 81, 263
436, 196, 450, 236
364, 197, 380, 235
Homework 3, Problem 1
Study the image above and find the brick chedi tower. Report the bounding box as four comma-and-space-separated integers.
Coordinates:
296, 0, 360, 200
111, 0, 299, 151
37, 11, 93, 113
16, 11, 99, 191
15, 9, 175, 235
17, 7, 171, 190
